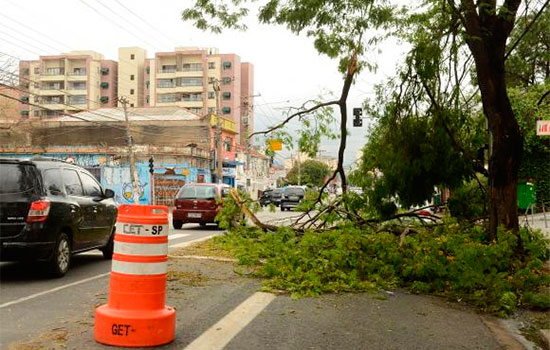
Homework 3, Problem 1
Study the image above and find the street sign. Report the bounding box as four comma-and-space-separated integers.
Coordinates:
353, 116, 362, 127
536, 120, 550, 136
353, 108, 362, 116
268, 139, 283, 151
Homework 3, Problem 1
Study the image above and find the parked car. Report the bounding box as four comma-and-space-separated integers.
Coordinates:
0, 157, 118, 277
280, 186, 306, 211
271, 188, 284, 206
172, 183, 230, 229
259, 189, 273, 207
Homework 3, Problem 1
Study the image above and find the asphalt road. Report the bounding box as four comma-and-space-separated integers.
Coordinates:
0, 209, 519, 349
0, 221, 218, 348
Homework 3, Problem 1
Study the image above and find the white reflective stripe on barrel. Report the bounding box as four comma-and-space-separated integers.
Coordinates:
111, 260, 167, 275
115, 222, 169, 237
114, 241, 168, 256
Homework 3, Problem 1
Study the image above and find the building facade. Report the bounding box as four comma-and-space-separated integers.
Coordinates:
117, 47, 253, 147
19, 51, 118, 118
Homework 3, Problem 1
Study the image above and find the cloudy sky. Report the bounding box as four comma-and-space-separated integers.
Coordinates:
0, 0, 407, 167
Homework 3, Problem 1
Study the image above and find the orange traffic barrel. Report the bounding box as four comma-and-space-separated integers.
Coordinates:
94, 204, 176, 347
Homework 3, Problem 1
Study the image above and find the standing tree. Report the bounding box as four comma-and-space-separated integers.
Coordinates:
182, 0, 544, 239
286, 159, 331, 187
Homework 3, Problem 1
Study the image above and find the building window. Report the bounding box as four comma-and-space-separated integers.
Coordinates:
130, 74, 134, 81
34, 82, 39, 88
158, 93, 179, 103
158, 79, 176, 88
181, 77, 202, 86
182, 63, 202, 72
146, 81, 150, 88
208, 77, 215, 83
222, 107, 231, 114
182, 93, 202, 101
33, 96, 39, 103
223, 61, 231, 69
222, 77, 231, 85
146, 95, 149, 104
208, 107, 215, 114
130, 89, 134, 95
161, 65, 177, 73
222, 92, 231, 100
34, 110, 40, 117
224, 138, 232, 151
130, 103, 134, 107
34, 67, 40, 74
68, 95, 87, 105
208, 91, 215, 99
208, 62, 215, 69
131, 54, 135, 60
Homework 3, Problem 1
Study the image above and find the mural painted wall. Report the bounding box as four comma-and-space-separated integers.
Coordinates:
0, 153, 212, 205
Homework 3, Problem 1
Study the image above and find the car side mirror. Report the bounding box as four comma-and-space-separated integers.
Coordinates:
104, 189, 115, 199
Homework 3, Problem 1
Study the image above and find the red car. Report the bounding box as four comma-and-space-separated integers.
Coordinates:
172, 183, 230, 229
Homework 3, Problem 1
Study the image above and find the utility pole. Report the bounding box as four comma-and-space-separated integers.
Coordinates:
119, 96, 140, 204
297, 152, 301, 186
211, 79, 223, 184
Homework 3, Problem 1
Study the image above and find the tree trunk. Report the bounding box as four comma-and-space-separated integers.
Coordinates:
471, 42, 523, 241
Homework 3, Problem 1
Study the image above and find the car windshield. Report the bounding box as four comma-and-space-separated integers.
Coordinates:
177, 185, 216, 199
0, 163, 38, 194
272, 189, 283, 196
284, 187, 305, 196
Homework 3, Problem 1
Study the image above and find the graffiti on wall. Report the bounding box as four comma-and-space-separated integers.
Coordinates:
102, 165, 151, 205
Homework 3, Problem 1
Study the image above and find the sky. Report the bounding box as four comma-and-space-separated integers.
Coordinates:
0, 0, 408, 167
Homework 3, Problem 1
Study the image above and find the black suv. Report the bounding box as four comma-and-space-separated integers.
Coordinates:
0, 157, 118, 277
280, 186, 306, 211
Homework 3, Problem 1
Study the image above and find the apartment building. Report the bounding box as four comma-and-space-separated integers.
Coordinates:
118, 47, 254, 146
18, 50, 118, 118
17, 47, 254, 147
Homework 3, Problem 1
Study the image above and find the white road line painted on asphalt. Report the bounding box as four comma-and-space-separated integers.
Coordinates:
168, 233, 191, 241
0, 233, 208, 308
0, 273, 110, 309
183, 292, 276, 350
169, 235, 215, 249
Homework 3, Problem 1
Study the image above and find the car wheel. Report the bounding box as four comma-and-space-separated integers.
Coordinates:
281, 206, 285, 211
173, 219, 183, 229
101, 228, 115, 260
49, 232, 71, 277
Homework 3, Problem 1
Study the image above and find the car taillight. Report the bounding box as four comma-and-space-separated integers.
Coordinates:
26, 200, 51, 223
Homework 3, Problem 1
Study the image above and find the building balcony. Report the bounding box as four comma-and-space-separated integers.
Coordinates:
38, 103, 66, 110
67, 73, 87, 81
174, 70, 205, 78
156, 85, 203, 94
156, 71, 178, 79
40, 89, 65, 96
40, 74, 65, 81
211, 115, 236, 133
66, 89, 87, 96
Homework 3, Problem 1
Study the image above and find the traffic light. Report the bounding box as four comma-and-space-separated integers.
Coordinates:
353, 108, 363, 127
148, 157, 154, 174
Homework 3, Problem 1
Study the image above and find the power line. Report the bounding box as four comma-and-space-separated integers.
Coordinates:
1, 91, 210, 143
111, 0, 175, 46
0, 25, 60, 54
0, 12, 69, 52
78, 0, 161, 51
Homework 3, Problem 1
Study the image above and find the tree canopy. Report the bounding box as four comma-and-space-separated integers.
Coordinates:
286, 159, 331, 187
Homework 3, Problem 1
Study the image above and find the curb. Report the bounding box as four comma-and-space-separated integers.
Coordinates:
482, 317, 526, 350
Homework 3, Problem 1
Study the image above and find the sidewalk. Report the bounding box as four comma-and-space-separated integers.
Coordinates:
7, 244, 544, 350
521, 212, 550, 238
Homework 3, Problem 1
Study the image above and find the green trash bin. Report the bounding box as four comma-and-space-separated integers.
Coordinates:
517, 182, 536, 210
